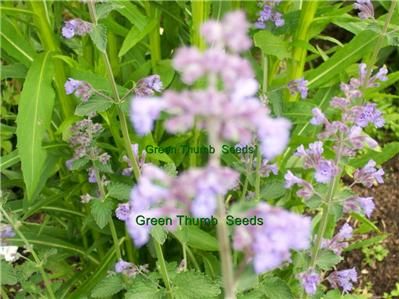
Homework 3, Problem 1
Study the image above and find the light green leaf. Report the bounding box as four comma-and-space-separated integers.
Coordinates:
116, 1, 147, 30
317, 250, 343, 270
0, 16, 35, 66
173, 226, 218, 251
254, 31, 291, 59
108, 182, 131, 201
348, 142, 399, 168
91, 200, 114, 229
89, 24, 107, 53
306, 30, 381, 88
16, 52, 55, 202
91, 275, 124, 298
96, 2, 124, 20
172, 271, 221, 299
261, 277, 294, 299
1, 261, 17, 285
1, 63, 27, 80
119, 19, 157, 57
151, 225, 167, 245
125, 278, 162, 299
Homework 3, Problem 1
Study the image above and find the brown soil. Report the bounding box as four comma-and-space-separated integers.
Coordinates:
344, 156, 399, 297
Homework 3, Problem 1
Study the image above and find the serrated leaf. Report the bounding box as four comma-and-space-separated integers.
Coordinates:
91, 275, 124, 298
125, 278, 161, 299
260, 179, 285, 200
254, 31, 291, 59
119, 19, 157, 57
91, 200, 113, 229
75, 95, 113, 116
108, 182, 131, 201
16, 52, 55, 202
1, 261, 17, 285
89, 24, 107, 53
71, 158, 89, 170
93, 160, 113, 174
172, 271, 221, 299
261, 277, 294, 299
317, 250, 343, 270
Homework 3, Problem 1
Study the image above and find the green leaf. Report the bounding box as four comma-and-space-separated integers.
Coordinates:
348, 142, 399, 168
91, 275, 124, 298
261, 277, 294, 299
115, 1, 148, 30
253, 31, 291, 59
125, 278, 162, 299
260, 178, 285, 200
74, 95, 113, 116
306, 30, 381, 88
96, 2, 124, 20
1, 63, 27, 80
16, 52, 55, 202
317, 250, 343, 270
1, 261, 17, 285
172, 271, 221, 299
89, 24, 107, 53
119, 19, 157, 57
0, 16, 35, 66
352, 212, 379, 234
345, 234, 388, 251
173, 226, 218, 251
91, 200, 113, 229
107, 182, 131, 201
0, 150, 19, 171
71, 158, 89, 171
151, 225, 167, 245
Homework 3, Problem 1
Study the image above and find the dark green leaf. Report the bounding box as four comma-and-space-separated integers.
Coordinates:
172, 271, 221, 299
108, 182, 131, 201
173, 226, 218, 251
317, 250, 343, 270
1, 261, 17, 285
125, 278, 162, 299
75, 96, 113, 116
119, 19, 157, 57
89, 24, 107, 53
254, 31, 291, 59
261, 277, 294, 299
91, 200, 114, 229
91, 275, 125, 298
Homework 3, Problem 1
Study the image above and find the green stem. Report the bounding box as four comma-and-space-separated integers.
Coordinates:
93, 167, 122, 260
254, 145, 262, 202
30, 1, 73, 118
208, 120, 236, 299
144, 2, 161, 71
288, 1, 319, 101
1, 206, 56, 299
87, 0, 141, 181
153, 240, 173, 298
191, 0, 208, 50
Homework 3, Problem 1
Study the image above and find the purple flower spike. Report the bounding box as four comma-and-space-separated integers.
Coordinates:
327, 268, 358, 293
0, 224, 15, 239
135, 75, 163, 96
64, 78, 81, 94
310, 108, 328, 125
353, 103, 384, 128
115, 259, 133, 273
344, 196, 375, 218
299, 270, 320, 295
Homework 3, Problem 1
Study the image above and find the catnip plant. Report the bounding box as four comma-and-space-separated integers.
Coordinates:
1, 0, 398, 298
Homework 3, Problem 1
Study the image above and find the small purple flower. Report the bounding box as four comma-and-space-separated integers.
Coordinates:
299, 270, 320, 295
330, 96, 350, 109
348, 126, 378, 150
135, 75, 163, 96
62, 19, 92, 39
115, 203, 130, 221
327, 268, 358, 293
375, 65, 388, 81
344, 196, 375, 218
88, 167, 97, 183
255, 2, 284, 29
314, 160, 338, 184
99, 152, 111, 164
284, 171, 303, 188
322, 223, 353, 255
130, 96, 166, 135
353, 103, 384, 128
336, 223, 353, 240
0, 225, 15, 239
115, 259, 132, 273
353, 160, 384, 187
288, 78, 308, 99
295, 141, 324, 169
353, 0, 374, 19
284, 171, 314, 199
64, 78, 81, 94
310, 108, 328, 125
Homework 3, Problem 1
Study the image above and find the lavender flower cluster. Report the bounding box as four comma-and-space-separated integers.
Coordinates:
117, 163, 238, 247
65, 78, 92, 102
293, 63, 388, 295
233, 203, 311, 273
130, 11, 291, 160
255, 0, 285, 29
